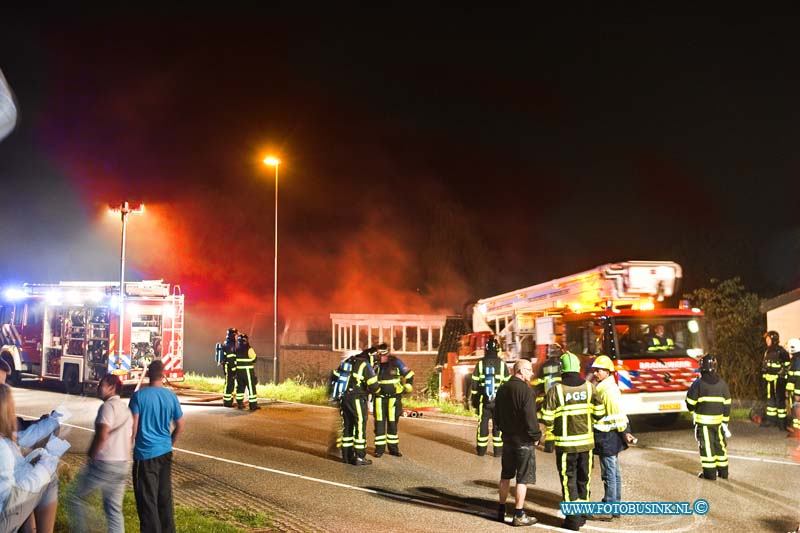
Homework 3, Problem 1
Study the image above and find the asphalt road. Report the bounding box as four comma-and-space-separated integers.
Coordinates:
12, 385, 800, 533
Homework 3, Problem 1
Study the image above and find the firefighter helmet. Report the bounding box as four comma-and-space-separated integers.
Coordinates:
377, 343, 389, 355
765, 331, 780, 345
547, 343, 564, 358
560, 352, 581, 373
237, 333, 249, 345
590, 355, 615, 372
787, 338, 800, 355
485, 338, 500, 356
700, 354, 718, 374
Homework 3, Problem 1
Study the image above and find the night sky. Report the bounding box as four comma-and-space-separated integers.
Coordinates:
2, 10, 799, 370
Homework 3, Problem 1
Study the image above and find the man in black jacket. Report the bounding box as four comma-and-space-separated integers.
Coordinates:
493, 358, 541, 527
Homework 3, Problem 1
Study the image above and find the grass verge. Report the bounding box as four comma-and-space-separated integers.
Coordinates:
55, 462, 272, 532
180, 372, 475, 417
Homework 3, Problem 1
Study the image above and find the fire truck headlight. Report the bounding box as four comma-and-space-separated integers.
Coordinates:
45, 291, 62, 305
88, 291, 104, 303
3, 288, 26, 301
688, 320, 699, 334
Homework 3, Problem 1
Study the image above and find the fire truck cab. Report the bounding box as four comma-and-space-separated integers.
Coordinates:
0, 280, 184, 393
440, 261, 706, 421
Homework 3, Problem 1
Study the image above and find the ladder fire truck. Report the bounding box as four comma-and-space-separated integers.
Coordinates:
439, 261, 706, 422
0, 280, 184, 394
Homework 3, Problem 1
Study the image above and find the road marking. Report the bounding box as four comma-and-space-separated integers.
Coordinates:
645, 445, 800, 467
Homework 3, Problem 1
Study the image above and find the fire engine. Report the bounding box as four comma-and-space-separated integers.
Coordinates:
439, 261, 706, 423
0, 280, 184, 393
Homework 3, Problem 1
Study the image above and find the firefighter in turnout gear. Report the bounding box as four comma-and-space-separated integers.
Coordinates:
373, 343, 414, 457
540, 352, 604, 531
533, 344, 564, 453
786, 338, 800, 435
219, 328, 238, 407
235, 333, 260, 410
686, 354, 731, 480
336, 348, 379, 465
646, 324, 675, 352
761, 331, 791, 428
471, 338, 510, 456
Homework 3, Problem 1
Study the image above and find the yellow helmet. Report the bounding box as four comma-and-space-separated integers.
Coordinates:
590, 355, 615, 372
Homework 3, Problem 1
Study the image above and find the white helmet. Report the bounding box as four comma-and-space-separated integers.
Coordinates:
787, 338, 800, 355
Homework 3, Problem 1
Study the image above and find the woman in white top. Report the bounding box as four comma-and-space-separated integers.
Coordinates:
0, 384, 60, 533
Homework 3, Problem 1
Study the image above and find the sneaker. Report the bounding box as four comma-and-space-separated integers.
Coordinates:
511, 513, 537, 527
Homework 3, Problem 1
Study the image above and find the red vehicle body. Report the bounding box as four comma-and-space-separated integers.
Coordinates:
438, 261, 706, 421
0, 280, 184, 393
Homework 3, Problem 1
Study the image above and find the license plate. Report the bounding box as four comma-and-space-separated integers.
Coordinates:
659, 403, 681, 411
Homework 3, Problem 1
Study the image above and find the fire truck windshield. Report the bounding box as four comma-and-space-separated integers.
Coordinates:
613, 317, 704, 359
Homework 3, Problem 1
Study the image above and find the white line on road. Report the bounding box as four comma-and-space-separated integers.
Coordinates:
645, 445, 800, 467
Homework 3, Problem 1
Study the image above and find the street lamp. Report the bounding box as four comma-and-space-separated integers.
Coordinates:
263, 156, 280, 383
108, 201, 144, 370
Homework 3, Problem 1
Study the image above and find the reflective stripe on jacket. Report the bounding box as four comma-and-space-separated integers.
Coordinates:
540, 380, 604, 453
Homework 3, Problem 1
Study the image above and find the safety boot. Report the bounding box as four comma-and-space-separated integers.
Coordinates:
350, 456, 372, 466
249, 402, 261, 411
223, 401, 233, 408
389, 448, 402, 457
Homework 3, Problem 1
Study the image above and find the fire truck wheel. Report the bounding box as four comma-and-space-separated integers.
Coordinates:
63, 365, 83, 395
0, 355, 20, 387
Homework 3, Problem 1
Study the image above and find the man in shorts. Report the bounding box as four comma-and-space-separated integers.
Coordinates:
493, 358, 541, 526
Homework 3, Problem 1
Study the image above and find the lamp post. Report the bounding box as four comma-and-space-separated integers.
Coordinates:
263, 156, 280, 383
108, 201, 144, 370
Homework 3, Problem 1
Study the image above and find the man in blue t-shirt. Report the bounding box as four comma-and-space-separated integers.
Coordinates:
130, 360, 184, 532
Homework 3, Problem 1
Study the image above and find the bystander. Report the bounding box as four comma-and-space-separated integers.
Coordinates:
130, 360, 185, 532
493, 359, 541, 527
69, 374, 133, 532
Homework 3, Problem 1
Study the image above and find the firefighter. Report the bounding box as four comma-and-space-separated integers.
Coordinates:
532, 344, 563, 453
786, 338, 800, 435
590, 355, 636, 516
646, 324, 675, 352
235, 333, 260, 411
540, 352, 604, 531
217, 328, 238, 408
686, 354, 731, 480
336, 348, 379, 465
373, 342, 414, 457
470, 338, 511, 457
761, 331, 790, 429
